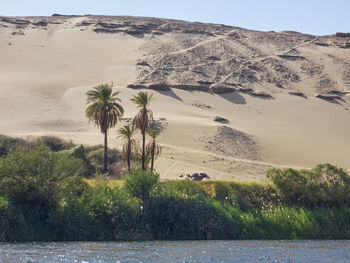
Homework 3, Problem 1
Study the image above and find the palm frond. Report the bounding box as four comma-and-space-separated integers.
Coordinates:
85, 83, 124, 133
118, 125, 136, 139
121, 139, 140, 163
147, 128, 161, 139
134, 152, 152, 168
131, 91, 155, 108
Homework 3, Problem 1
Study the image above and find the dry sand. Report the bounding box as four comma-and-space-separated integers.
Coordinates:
0, 16, 349, 181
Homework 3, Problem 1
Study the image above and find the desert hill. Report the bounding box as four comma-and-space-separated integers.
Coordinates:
0, 15, 349, 180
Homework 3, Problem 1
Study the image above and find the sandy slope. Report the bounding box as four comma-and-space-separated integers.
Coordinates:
0, 16, 349, 180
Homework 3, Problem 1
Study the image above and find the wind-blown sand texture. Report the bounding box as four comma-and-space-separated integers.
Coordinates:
1, 15, 350, 180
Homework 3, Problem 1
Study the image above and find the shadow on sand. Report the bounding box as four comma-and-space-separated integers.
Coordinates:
218, 91, 246, 105
156, 89, 183, 102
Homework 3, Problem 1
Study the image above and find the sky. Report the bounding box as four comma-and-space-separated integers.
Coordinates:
1, 0, 349, 35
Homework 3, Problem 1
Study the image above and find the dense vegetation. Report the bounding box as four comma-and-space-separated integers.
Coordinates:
0, 135, 350, 241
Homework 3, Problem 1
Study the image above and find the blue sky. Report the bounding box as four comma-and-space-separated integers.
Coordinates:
1, 0, 349, 35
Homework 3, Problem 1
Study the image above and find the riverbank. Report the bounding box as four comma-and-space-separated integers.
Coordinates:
0, 137, 350, 241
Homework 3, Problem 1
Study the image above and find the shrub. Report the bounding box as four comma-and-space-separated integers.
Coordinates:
0, 135, 27, 157
149, 183, 242, 239
87, 186, 144, 240
0, 143, 86, 212
267, 164, 350, 208
200, 180, 279, 211
153, 180, 205, 199
87, 147, 121, 173
39, 136, 74, 152
49, 176, 94, 241
259, 207, 317, 239
124, 169, 159, 201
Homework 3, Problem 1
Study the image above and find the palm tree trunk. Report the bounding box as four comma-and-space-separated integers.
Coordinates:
141, 106, 146, 170
151, 141, 155, 172
142, 130, 146, 170
104, 131, 108, 172
127, 140, 131, 171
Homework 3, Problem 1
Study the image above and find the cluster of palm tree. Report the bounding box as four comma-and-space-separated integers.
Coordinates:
85, 83, 161, 173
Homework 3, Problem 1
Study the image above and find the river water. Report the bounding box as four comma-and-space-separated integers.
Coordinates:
0, 240, 349, 263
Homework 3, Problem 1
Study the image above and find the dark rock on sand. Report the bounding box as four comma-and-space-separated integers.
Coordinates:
214, 116, 229, 123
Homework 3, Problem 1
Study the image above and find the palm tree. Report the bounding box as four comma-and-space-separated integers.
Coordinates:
131, 91, 154, 170
146, 129, 162, 172
134, 152, 152, 170
86, 84, 124, 172
118, 125, 138, 171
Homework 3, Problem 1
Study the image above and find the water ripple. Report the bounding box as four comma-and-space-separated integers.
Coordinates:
0, 240, 349, 263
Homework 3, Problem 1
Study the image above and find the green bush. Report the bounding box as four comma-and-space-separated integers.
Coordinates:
260, 207, 317, 239
39, 136, 74, 152
149, 182, 242, 239
87, 186, 144, 240
200, 180, 280, 211
0, 143, 86, 211
87, 147, 121, 173
310, 206, 350, 239
49, 176, 94, 241
267, 164, 350, 208
0, 135, 28, 157
153, 180, 205, 199
124, 169, 159, 201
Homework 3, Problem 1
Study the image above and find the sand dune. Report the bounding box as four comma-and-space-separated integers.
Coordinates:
0, 15, 349, 180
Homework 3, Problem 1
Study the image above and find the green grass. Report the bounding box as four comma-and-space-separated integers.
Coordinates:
83, 177, 124, 189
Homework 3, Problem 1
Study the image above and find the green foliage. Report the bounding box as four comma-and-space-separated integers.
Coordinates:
87, 147, 121, 173
154, 180, 205, 198
87, 186, 144, 240
124, 169, 159, 201
0, 135, 28, 157
0, 146, 350, 242
310, 206, 350, 239
39, 136, 74, 152
259, 207, 317, 239
200, 180, 280, 211
0, 143, 86, 210
267, 164, 350, 208
131, 91, 154, 170
85, 84, 124, 133
149, 180, 241, 239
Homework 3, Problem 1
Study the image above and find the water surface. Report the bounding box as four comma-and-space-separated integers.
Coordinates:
1, 240, 349, 263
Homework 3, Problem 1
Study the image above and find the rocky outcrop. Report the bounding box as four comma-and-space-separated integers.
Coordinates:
335, 32, 350, 38
32, 21, 48, 27
277, 55, 306, 61
0, 18, 30, 28
210, 84, 236, 94
136, 61, 151, 67
127, 83, 209, 92
127, 83, 170, 91
214, 116, 229, 123
328, 90, 349, 96
250, 91, 273, 99
2, 15, 348, 100
236, 87, 254, 93
316, 94, 341, 101
289, 91, 307, 98
127, 84, 148, 90
148, 84, 171, 91
315, 42, 330, 47
127, 83, 276, 100
172, 84, 209, 91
